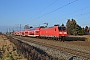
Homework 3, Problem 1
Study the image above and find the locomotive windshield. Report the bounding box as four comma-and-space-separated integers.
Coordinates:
58, 27, 66, 31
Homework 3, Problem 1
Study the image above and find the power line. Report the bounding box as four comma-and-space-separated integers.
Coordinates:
64, 12, 90, 19
78, 16, 90, 20
30, 0, 58, 19
59, 6, 90, 18
33, 0, 78, 21
38, 0, 58, 13
50, 6, 90, 23
73, 12, 90, 17
79, 20, 90, 27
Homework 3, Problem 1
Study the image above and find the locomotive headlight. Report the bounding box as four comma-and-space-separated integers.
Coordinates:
64, 32, 67, 34
59, 32, 62, 34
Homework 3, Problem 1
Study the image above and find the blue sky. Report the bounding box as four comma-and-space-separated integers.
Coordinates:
0, 0, 90, 32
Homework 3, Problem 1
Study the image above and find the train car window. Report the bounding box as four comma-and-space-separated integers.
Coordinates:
58, 27, 66, 31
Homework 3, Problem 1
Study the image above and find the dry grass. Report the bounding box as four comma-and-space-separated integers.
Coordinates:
0, 35, 27, 60
84, 35, 90, 42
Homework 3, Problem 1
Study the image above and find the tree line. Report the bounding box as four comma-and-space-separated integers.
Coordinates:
66, 18, 90, 35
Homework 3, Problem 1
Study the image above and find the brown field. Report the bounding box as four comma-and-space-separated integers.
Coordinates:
0, 34, 27, 60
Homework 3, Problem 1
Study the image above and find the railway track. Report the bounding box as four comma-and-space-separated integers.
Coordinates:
11, 35, 90, 60
24, 40, 90, 59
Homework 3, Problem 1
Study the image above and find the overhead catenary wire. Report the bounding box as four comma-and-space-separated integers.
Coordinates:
72, 12, 90, 17
79, 17, 90, 27
63, 12, 90, 19
78, 16, 90, 20
50, 6, 90, 23
30, 0, 58, 19
32, 0, 78, 21
38, 0, 58, 13
55, 6, 90, 19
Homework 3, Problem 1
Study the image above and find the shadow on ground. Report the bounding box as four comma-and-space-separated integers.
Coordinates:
65, 36, 87, 41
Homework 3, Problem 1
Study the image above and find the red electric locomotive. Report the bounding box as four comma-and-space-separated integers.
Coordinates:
40, 25, 67, 41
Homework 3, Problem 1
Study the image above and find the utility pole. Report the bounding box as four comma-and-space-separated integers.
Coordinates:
20, 24, 21, 37
7, 28, 10, 35
15, 24, 22, 36
15, 24, 19, 31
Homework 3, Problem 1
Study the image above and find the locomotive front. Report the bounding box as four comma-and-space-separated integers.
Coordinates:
58, 26, 67, 37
